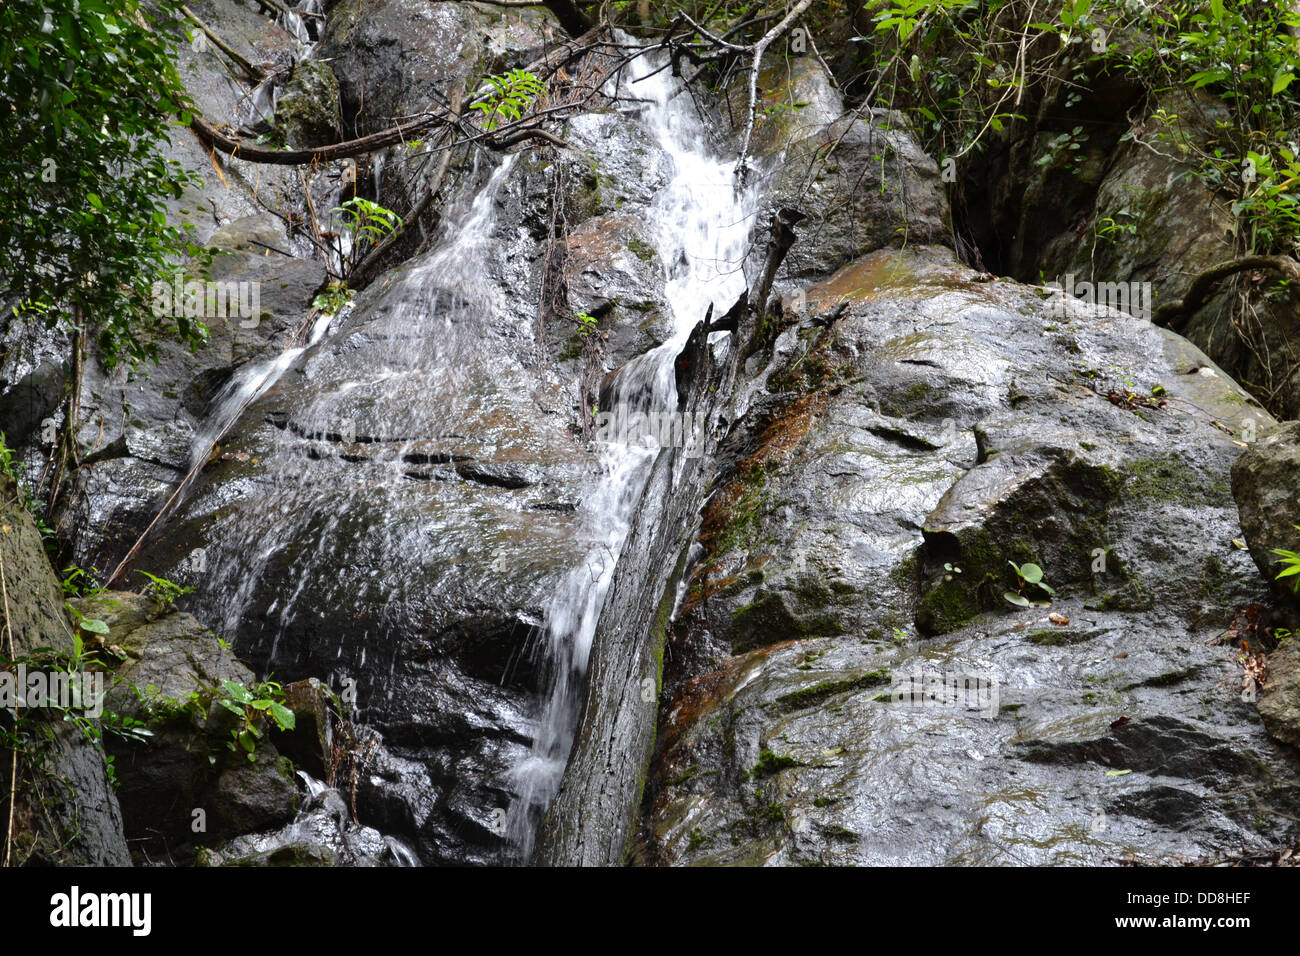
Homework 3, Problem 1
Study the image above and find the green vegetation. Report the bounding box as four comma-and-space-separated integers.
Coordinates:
0, 433, 54, 546
470, 69, 546, 131
859, 0, 1300, 257
142, 677, 295, 763
1004, 560, 1055, 608
748, 748, 798, 779
331, 197, 403, 276
135, 569, 193, 608
1, 0, 212, 369
1271, 525, 1300, 594
313, 280, 354, 315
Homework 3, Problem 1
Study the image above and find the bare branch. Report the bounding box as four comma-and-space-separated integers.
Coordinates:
1154, 255, 1300, 332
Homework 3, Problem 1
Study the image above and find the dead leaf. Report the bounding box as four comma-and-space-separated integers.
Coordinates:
1049, 612, 1069, 625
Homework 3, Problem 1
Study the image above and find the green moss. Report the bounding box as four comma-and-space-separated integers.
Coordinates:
1025, 628, 1093, 646
1124, 455, 1228, 506
915, 574, 982, 635
771, 669, 891, 714
558, 333, 583, 362
626, 236, 657, 262
749, 748, 798, 779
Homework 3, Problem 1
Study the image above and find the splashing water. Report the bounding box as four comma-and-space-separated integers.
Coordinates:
505, 52, 758, 858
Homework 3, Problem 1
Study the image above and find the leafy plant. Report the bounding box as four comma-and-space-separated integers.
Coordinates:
1271, 525, 1300, 594
0, 0, 214, 368
60, 565, 106, 598
0, 432, 55, 545
215, 679, 296, 762
135, 569, 194, 607
330, 198, 402, 276
1004, 560, 1055, 608
575, 311, 599, 337
313, 280, 354, 315
469, 69, 546, 132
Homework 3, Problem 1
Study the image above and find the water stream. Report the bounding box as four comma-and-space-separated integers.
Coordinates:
505, 53, 757, 859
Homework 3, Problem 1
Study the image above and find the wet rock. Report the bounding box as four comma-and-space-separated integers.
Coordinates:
0, 360, 63, 447
1259, 639, 1300, 749
1232, 420, 1300, 604
638, 245, 1300, 866
198, 775, 418, 866
742, 57, 949, 280
275, 59, 341, 148
85, 592, 300, 860
0, 475, 130, 865
277, 678, 333, 779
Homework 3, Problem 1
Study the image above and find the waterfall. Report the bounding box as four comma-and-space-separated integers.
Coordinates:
176, 155, 517, 674
505, 52, 757, 859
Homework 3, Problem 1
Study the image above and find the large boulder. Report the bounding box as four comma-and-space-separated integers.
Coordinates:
637, 245, 1300, 866
740, 56, 950, 282
0, 474, 130, 865
1259, 638, 1300, 749
84, 592, 300, 861
1231, 419, 1300, 605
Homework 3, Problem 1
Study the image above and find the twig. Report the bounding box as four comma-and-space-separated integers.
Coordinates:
180, 5, 265, 83
1154, 255, 1300, 331
734, 0, 817, 177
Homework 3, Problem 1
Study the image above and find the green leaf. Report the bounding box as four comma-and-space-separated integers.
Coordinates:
80, 616, 109, 634
268, 701, 296, 731
1004, 592, 1031, 607
1273, 71, 1295, 95
1105, 768, 1132, 777
1018, 563, 1044, 584
221, 679, 254, 704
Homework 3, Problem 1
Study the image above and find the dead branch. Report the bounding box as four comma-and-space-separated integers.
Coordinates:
181, 5, 265, 83
1154, 255, 1300, 332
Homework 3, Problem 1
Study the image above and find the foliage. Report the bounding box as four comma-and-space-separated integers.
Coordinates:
469, 69, 546, 132
0, 432, 55, 545
575, 311, 599, 337
215, 678, 296, 762
1004, 559, 1055, 607
330, 197, 402, 277
0, 0, 214, 368
312, 280, 354, 315
1271, 525, 1300, 594
60, 565, 106, 598
858, 0, 1300, 257
140, 676, 295, 763
135, 569, 193, 607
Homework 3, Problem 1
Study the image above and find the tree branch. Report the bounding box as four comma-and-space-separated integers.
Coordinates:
1153, 255, 1300, 332
181, 5, 265, 83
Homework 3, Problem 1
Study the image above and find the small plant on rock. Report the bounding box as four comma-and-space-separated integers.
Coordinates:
215, 679, 296, 763
1272, 525, 1300, 593
1004, 560, 1055, 608
136, 569, 193, 608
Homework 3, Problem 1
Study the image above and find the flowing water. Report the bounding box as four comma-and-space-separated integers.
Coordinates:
177, 155, 518, 672
505, 54, 757, 859
163, 41, 754, 862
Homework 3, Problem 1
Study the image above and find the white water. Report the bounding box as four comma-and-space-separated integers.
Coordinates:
186, 308, 337, 475
505, 53, 757, 858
